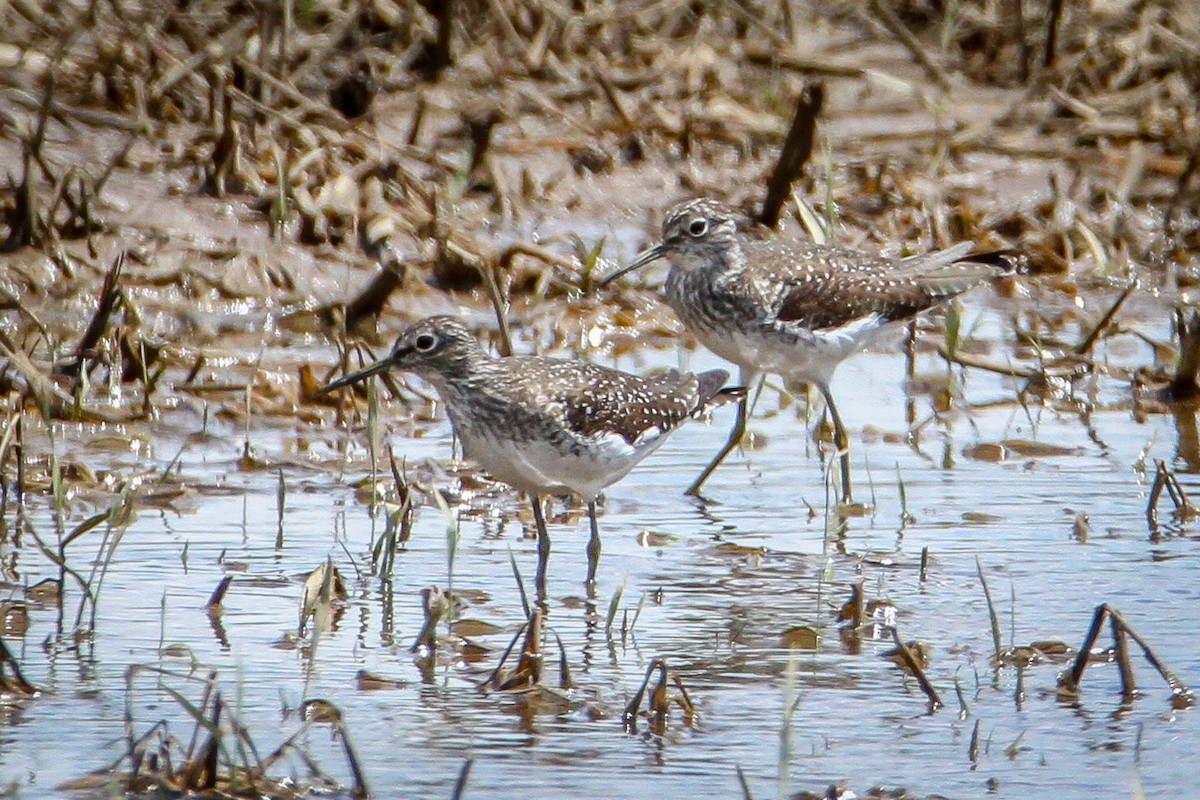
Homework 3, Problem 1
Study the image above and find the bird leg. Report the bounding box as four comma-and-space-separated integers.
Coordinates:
586, 500, 601, 594
686, 367, 756, 497
530, 496, 551, 607
686, 395, 747, 496
819, 383, 853, 505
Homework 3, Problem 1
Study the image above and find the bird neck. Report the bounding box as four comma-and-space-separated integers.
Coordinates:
421, 347, 503, 395
695, 237, 745, 279
668, 239, 745, 301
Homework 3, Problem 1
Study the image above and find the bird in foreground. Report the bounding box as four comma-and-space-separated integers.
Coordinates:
601, 198, 1010, 503
320, 315, 742, 596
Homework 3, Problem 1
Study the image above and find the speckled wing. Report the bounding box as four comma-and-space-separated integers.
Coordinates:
748, 240, 1007, 331
522, 361, 729, 445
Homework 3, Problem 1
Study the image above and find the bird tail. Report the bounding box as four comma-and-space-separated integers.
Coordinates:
953, 248, 1019, 275
693, 369, 747, 414
895, 245, 1017, 299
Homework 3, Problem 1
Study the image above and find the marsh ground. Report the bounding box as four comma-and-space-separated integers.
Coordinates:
0, 1, 1198, 798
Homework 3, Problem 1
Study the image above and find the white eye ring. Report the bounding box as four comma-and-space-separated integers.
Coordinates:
414, 333, 437, 352
687, 218, 709, 237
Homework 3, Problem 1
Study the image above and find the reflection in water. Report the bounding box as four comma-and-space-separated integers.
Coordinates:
1172, 404, 1200, 472
207, 605, 230, 650
378, 577, 395, 647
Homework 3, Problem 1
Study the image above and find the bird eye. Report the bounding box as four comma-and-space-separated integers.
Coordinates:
414, 333, 437, 352
687, 218, 709, 237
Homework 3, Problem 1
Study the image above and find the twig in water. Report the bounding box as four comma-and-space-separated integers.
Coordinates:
1147, 459, 1198, 528
60, 251, 125, 377
1074, 280, 1135, 357
0, 637, 36, 694
735, 765, 755, 800
207, 576, 234, 610
275, 469, 286, 549
605, 577, 626, 640
1166, 308, 1200, 401
623, 659, 660, 732
498, 606, 544, 691
450, 758, 473, 800
553, 631, 573, 691
1057, 603, 1194, 707
507, 548, 530, 620
967, 718, 980, 765
887, 627, 943, 709
836, 581, 865, 628
334, 716, 370, 799
1111, 613, 1135, 699
953, 667, 970, 719
976, 557, 1003, 665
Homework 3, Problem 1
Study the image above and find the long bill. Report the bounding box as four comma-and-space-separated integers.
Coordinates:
597, 243, 666, 288
319, 357, 392, 393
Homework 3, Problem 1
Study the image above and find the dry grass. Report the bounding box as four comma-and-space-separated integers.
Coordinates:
0, 4, 1197, 795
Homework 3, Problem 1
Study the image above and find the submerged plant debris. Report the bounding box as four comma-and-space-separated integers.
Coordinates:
0, 1, 1198, 799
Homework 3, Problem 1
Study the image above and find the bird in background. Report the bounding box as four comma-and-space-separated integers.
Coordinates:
321, 315, 743, 600
602, 197, 1011, 503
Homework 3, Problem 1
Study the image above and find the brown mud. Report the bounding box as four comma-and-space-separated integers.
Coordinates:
1, 2, 1199, 799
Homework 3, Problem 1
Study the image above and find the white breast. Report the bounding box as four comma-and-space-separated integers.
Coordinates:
696, 313, 889, 386
461, 427, 674, 501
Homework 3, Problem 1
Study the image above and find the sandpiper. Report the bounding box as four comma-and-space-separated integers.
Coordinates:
320, 315, 741, 596
601, 198, 1009, 502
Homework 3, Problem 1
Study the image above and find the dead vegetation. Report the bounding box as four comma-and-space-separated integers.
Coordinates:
59, 667, 369, 798
622, 657, 697, 735
0, 1, 1198, 797
0, 0, 1196, 446
1057, 603, 1194, 708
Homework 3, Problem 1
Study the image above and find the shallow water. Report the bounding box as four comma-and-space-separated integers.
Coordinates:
1, 297, 1198, 800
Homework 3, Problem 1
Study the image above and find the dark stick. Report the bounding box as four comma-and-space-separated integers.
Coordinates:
622, 658, 661, 731
1061, 603, 1107, 692
63, 251, 125, 374
1074, 279, 1135, 356
201, 691, 222, 788
1043, 0, 1065, 68
0, 637, 35, 694
14, 414, 23, 510
867, 0, 951, 90
430, 0, 454, 77
1012, 0, 1029, 83
1146, 461, 1166, 526
450, 758, 473, 800
466, 109, 500, 179
1110, 613, 1136, 699
1106, 605, 1192, 699
207, 575, 234, 609
888, 628, 943, 709
1167, 309, 1200, 401
342, 263, 405, 330
336, 716, 371, 799
758, 83, 824, 229
406, 94, 427, 146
